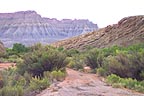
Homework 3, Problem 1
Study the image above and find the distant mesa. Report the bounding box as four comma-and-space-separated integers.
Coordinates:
0, 10, 98, 47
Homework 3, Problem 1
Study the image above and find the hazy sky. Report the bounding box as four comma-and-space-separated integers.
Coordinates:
0, 0, 144, 28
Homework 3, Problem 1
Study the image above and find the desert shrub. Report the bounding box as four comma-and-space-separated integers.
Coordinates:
17, 45, 68, 77
5, 55, 23, 63
28, 77, 50, 91
66, 49, 79, 57
106, 74, 144, 93
85, 48, 104, 69
96, 67, 107, 77
67, 54, 85, 70
101, 46, 122, 57
140, 71, 144, 80
105, 54, 130, 78
72, 57, 83, 70
0, 68, 17, 87
129, 51, 144, 80
0, 69, 25, 96
0, 86, 24, 96
57, 47, 64, 52
29, 43, 44, 52
67, 57, 75, 68
104, 50, 144, 80
4, 43, 29, 63
0, 68, 27, 87
106, 74, 121, 84
0, 67, 50, 96
51, 70, 66, 81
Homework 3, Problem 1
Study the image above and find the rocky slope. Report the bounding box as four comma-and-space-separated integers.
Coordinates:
0, 41, 5, 57
52, 15, 144, 50
0, 11, 98, 47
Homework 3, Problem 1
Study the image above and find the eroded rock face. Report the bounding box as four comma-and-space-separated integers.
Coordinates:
0, 11, 98, 47
52, 16, 144, 50
0, 41, 5, 57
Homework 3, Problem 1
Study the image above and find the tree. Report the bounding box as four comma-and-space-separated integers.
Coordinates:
12, 43, 28, 53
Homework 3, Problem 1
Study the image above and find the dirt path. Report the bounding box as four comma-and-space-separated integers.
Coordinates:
37, 68, 144, 96
0, 63, 16, 70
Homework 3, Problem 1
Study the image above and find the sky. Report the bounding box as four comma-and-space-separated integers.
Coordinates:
0, 0, 144, 28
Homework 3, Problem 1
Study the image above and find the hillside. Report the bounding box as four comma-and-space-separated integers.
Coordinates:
0, 41, 5, 56
52, 16, 144, 50
0, 11, 98, 47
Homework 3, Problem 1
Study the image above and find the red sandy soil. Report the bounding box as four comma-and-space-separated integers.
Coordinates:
37, 68, 144, 96
0, 63, 16, 70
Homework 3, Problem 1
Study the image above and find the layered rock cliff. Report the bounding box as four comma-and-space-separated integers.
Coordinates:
52, 16, 144, 50
0, 41, 5, 56
0, 11, 98, 47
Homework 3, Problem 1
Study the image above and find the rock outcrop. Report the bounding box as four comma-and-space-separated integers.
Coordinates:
52, 16, 144, 50
0, 11, 98, 47
0, 41, 5, 56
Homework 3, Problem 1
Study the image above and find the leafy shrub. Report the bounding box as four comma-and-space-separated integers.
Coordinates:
96, 67, 107, 77
0, 67, 50, 96
17, 45, 68, 77
140, 71, 144, 80
66, 49, 79, 57
67, 55, 84, 70
85, 49, 104, 69
101, 45, 122, 57
12, 43, 29, 54
0, 86, 24, 96
105, 54, 130, 78
51, 70, 66, 81
105, 51, 144, 80
106, 74, 121, 84
28, 77, 50, 91
106, 74, 144, 93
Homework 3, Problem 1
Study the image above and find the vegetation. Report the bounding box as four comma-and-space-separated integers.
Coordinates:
17, 45, 67, 77
0, 43, 144, 95
66, 43, 144, 92
0, 43, 68, 95
106, 74, 144, 93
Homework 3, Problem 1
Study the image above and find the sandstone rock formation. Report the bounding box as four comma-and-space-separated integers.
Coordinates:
0, 11, 98, 47
52, 16, 144, 50
0, 41, 5, 57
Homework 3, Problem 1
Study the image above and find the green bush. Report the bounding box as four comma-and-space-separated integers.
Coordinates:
51, 70, 66, 81
140, 71, 144, 80
0, 67, 50, 96
17, 45, 68, 77
85, 49, 104, 69
106, 74, 144, 93
106, 74, 121, 84
12, 43, 29, 54
0, 86, 24, 96
96, 67, 107, 77
104, 51, 144, 80
67, 55, 84, 70
28, 77, 50, 91
66, 49, 79, 57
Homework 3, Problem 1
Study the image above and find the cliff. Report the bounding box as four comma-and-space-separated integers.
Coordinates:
0, 11, 98, 47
